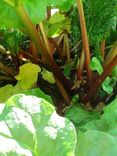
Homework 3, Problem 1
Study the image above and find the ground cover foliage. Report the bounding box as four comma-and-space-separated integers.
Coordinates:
0, 0, 117, 155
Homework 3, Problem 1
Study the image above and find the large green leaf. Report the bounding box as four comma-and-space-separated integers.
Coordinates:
0, 1, 22, 28
0, 94, 76, 156
0, 135, 33, 156
75, 130, 117, 156
65, 104, 100, 130
4, 0, 21, 6
0, 0, 73, 29
83, 97, 117, 132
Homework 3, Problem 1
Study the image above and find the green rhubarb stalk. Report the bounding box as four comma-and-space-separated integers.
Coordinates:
39, 22, 51, 54
104, 41, 117, 67
76, 0, 92, 81
65, 33, 71, 63
39, 22, 71, 104
100, 40, 106, 60
77, 49, 85, 80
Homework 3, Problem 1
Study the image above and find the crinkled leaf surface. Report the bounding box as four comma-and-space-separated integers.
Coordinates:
83, 0, 117, 43
75, 130, 117, 156
0, 94, 76, 156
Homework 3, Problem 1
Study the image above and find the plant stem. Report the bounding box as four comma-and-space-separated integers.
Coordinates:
65, 33, 71, 63
100, 40, 105, 60
29, 42, 38, 63
49, 38, 64, 59
39, 22, 71, 103
0, 45, 6, 54
77, 49, 85, 80
82, 55, 117, 104
0, 62, 15, 76
76, 0, 92, 81
15, 5, 71, 103
0, 76, 16, 82
19, 49, 49, 69
39, 22, 51, 54
104, 41, 117, 68
54, 76, 71, 104
47, 7, 51, 20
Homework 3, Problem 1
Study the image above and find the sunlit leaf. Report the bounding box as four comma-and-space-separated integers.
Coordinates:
0, 94, 76, 156
15, 63, 41, 90
0, 63, 41, 103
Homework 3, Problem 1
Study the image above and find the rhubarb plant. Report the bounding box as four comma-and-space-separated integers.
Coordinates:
0, 94, 76, 156
0, 0, 72, 104
0, 93, 117, 156
0, 0, 116, 109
